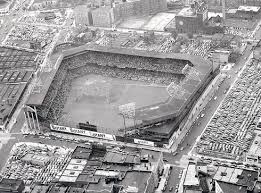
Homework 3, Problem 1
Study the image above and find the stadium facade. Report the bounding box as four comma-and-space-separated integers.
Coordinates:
26, 44, 217, 147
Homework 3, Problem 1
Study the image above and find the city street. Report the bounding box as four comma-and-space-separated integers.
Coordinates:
163, 44, 253, 166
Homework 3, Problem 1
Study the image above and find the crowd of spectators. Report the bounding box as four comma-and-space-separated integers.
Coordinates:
157, 37, 176, 53
71, 51, 187, 75
39, 64, 68, 119
196, 59, 261, 160
46, 74, 72, 124
38, 51, 190, 124
69, 62, 181, 85
1, 142, 72, 185
181, 39, 211, 59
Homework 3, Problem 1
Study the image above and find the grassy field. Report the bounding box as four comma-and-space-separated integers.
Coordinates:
59, 74, 169, 134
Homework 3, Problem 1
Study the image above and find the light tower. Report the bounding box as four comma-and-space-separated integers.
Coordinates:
222, 0, 226, 20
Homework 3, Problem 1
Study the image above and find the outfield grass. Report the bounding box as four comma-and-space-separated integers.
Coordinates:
59, 74, 169, 134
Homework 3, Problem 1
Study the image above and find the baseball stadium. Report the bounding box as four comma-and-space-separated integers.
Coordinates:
26, 44, 216, 147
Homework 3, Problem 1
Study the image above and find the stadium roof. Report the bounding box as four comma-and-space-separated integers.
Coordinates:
27, 44, 212, 106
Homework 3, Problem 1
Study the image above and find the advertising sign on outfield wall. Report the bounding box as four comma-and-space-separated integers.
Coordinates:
134, 138, 155, 147
50, 124, 116, 141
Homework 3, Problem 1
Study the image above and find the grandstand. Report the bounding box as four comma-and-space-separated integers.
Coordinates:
27, 44, 216, 145
0, 47, 38, 129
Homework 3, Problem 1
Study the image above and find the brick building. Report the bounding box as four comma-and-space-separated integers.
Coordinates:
175, 1, 208, 33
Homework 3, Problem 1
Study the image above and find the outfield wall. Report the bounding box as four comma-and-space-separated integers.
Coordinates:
50, 124, 156, 147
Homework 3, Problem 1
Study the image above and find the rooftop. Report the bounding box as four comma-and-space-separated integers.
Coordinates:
30, 185, 49, 193
184, 163, 200, 187
238, 5, 260, 12
248, 130, 261, 156
0, 178, 24, 191
0, 47, 38, 70
48, 186, 67, 193
71, 146, 92, 160
213, 166, 257, 189
216, 181, 247, 193
177, 7, 197, 17
56, 146, 162, 192
66, 187, 85, 193
103, 151, 140, 165
0, 0, 10, 9
224, 18, 257, 29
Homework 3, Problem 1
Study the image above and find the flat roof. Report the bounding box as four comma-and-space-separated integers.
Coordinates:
71, 146, 92, 160
48, 186, 67, 193
67, 187, 85, 193
184, 163, 200, 186
121, 171, 150, 192
69, 159, 87, 165
0, 178, 23, 191
227, 9, 237, 14
177, 7, 197, 17
0, 47, 38, 70
238, 5, 260, 12
216, 181, 247, 193
213, 166, 257, 187
30, 185, 49, 193
224, 18, 257, 29
248, 130, 261, 156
